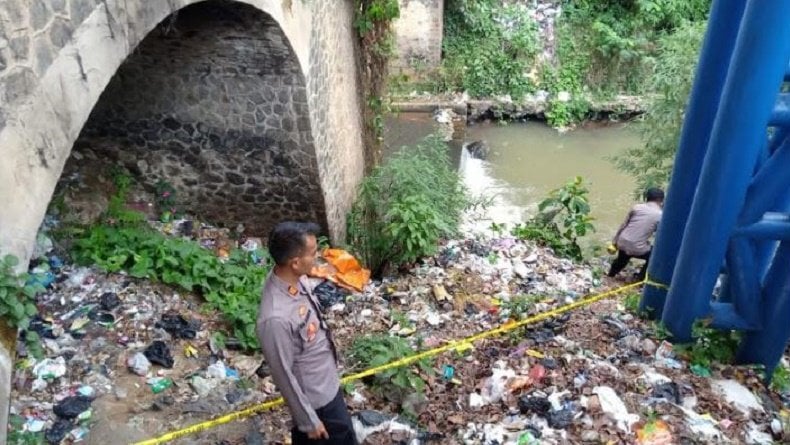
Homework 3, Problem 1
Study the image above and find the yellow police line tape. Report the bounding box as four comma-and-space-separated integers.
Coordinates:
132, 277, 667, 445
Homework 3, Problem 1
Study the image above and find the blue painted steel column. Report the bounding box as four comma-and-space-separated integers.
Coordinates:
739, 138, 790, 225
660, 0, 790, 341
640, 0, 746, 316
751, 137, 790, 280
736, 241, 790, 377
755, 195, 790, 280
721, 238, 760, 329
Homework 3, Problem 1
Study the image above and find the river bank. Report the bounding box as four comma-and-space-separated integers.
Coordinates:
390, 91, 648, 126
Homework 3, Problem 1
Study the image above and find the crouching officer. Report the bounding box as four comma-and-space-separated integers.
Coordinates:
257, 221, 358, 444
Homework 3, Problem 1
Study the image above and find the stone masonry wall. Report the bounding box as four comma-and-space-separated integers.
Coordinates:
72, 1, 327, 234
391, 0, 444, 74
306, 0, 366, 242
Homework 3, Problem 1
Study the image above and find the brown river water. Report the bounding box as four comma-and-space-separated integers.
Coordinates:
384, 113, 639, 247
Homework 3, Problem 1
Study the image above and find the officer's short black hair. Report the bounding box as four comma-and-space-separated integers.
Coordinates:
645, 187, 665, 203
268, 221, 321, 266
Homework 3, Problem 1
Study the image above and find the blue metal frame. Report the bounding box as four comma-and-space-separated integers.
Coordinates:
640, 0, 747, 316
640, 0, 790, 377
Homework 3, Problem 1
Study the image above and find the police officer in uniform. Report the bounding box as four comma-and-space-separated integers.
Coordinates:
256, 221, 357, 444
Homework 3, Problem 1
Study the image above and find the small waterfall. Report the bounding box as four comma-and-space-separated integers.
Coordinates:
459, 143, 526, 236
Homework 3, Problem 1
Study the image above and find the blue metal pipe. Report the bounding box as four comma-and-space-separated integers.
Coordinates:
736, 241, 790, 378
660, 0, 790, 342
724, 238, 761, 327
733, 214, 790, 240
710, 302, 757, 331
640, 0, 747, 316
739, 138, 790, 224
755, 195, 790, 283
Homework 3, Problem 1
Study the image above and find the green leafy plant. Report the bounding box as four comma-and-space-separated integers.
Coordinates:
348, 334, 433, 399
7, 415, 44, 445
389, 309, 412, 329
511, 177, 594, 261
545, 96, 591, 128
539, 177, 596, 240
70, 224, 271, 350
500, 294, 542, 319
674, 320, 741, 368
154, 180, 178, 222
0, 254, 45, 358
623, 293, 641, 314
317, 235, 331, 251
0, 255, 42, 331
489, 222, 506, 237
771, 364, 790, 393
63, 168, 272, 350
347, 134, 468, 276
426, 0, 710, 129
441, 0, 540, 99
650, 321, 671, 341
106, 169, 145, 225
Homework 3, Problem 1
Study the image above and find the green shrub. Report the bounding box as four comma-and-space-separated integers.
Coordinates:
771, 364, 790, 393
674, 320, 740, 368
71, 224, 271, 350
0, 255, 43, 331
435, 0, 710, 108
555, 0, 709, 96
511, 177, 595, 261
442, 0, 540, 99
67, 172, 271, 350
545, 96, 591, 128
347, 134, 467, 275
0, 254, 47, 359
348, 334, 433, 400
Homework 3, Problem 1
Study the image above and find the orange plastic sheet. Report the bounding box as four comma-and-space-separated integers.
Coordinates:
310, 248, 370, 292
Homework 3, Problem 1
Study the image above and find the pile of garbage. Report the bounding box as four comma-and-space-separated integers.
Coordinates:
329, 236, 789, 444
9, 219, 790, 444
9, 253, 283, 444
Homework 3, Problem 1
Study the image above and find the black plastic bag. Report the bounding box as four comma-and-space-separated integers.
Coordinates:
45, 418, 73, 444
156, 314, 200, 339
313, 281, 348, 310
53, 396, 92, 419
518, 395, 552, 415
144, 340, 174, 368
547, 409, 574, 429
652, 382, 682, 404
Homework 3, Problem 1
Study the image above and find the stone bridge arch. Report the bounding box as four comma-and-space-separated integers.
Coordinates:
0, 0, 365, 263
0, 0, 364, 433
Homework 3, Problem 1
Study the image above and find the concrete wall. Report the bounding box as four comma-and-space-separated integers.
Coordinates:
0, 0, 365, 439
307, 0, 366, 242
391, 0, 444, 74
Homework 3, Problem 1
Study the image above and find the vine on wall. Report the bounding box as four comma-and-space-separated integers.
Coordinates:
354, 0, 400, 172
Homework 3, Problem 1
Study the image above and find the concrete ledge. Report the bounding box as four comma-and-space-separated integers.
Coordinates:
391, 101, 467, 116
391, 95, 648, 123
